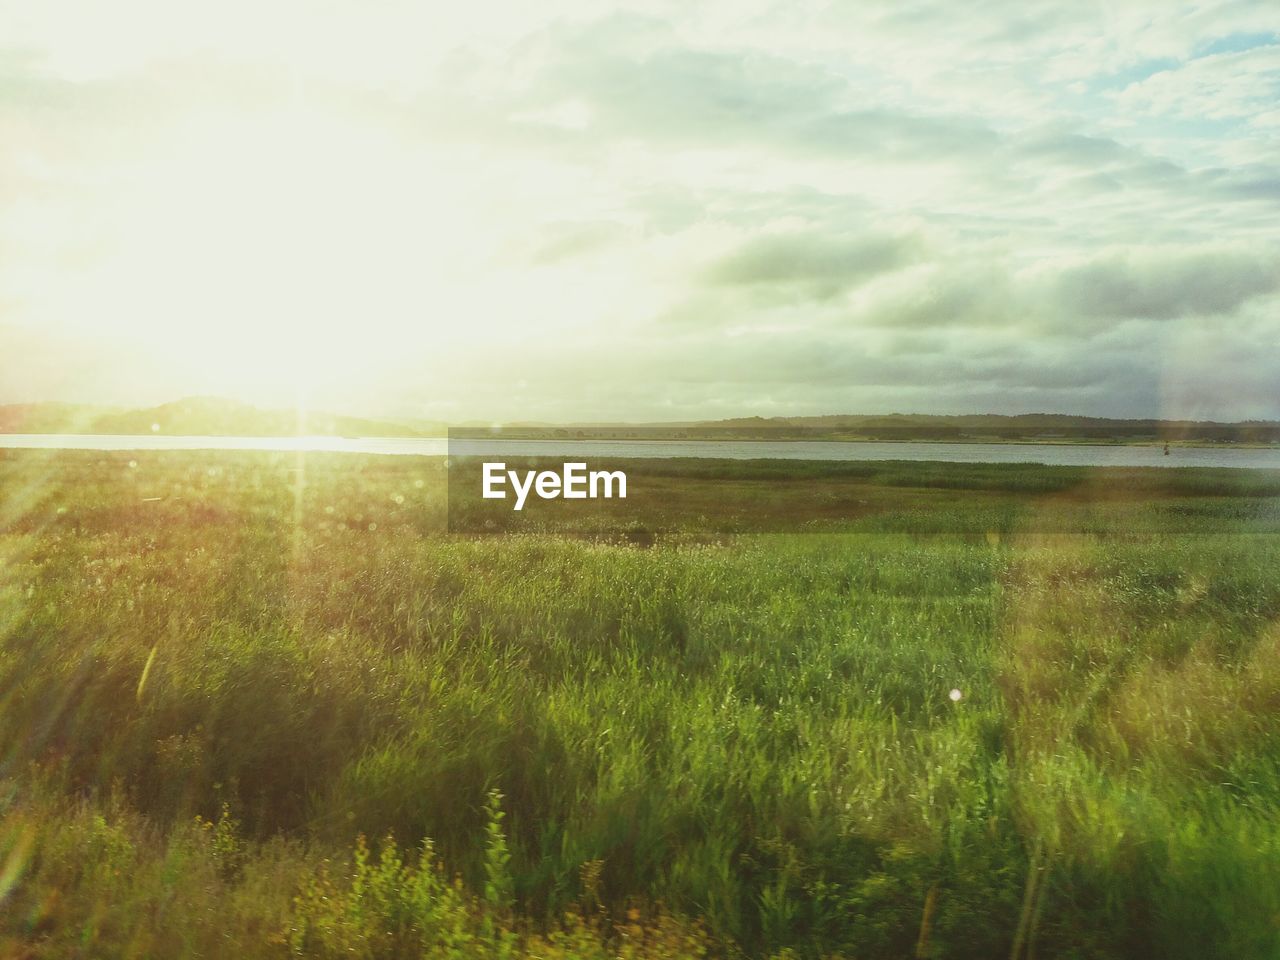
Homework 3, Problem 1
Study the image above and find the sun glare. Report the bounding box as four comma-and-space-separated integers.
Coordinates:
35, 106, 499, 401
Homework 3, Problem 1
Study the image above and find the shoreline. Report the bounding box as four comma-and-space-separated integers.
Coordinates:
4, 432, 1280, 451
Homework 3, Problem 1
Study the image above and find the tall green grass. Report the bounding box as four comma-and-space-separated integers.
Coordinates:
1, 450, 1279, 957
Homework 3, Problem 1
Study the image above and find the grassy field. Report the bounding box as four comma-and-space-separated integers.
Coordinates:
2, 450, 1279, 958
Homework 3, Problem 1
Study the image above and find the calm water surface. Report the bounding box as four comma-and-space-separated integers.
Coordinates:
3, 434, 1280, 469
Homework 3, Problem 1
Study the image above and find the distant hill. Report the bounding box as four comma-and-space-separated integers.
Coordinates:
3, 398, 1278, 443
0, 397, 439, 437
0, 402, 117, 434
677, 413, 1280, 442
466, 412, 1280, 444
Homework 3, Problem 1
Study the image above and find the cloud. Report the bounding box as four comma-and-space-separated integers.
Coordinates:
525, 27, 1002, 162
703, 231, 922, 298
1, 1, 1279, 420
1117, 42, 1280, 122
827, 243, 1280, 336
848, 264, 1017, 331
524, 220, 630, 264
1050, 246, 1280, 321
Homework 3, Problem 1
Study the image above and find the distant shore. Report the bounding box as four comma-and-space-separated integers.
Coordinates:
2, 435, 1280, 453
3, 430, 1280, 450
447, 432, 1280, 450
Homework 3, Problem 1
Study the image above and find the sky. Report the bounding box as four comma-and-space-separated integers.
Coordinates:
1, 1, 1277, 423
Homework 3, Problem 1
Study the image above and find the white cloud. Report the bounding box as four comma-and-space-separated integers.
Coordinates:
0, 1, 1276, 419
1117, 44, 1280, 123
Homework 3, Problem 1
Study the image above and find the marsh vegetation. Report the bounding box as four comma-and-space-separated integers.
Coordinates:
1, 451, 1278, 957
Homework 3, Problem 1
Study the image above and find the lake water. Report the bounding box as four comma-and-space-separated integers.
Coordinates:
3, 434, 1280, 469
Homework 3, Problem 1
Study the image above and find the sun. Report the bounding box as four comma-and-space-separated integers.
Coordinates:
33, 104, 492, 404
